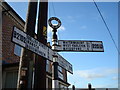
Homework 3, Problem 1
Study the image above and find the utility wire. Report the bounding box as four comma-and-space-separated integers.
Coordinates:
50, 2, 64, 58
51, 2, 61, 41
51, 2, 56, 16
93, 0, 120, 55
48, 3, 51, 18
49, 2, 61, 43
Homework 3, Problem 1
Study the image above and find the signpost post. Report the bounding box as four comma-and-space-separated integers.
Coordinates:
48, 17, 73, 89
48, 17, 104, 89
48, 17, 62, 89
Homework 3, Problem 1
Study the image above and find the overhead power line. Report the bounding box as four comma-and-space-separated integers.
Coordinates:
51, 2, 56, 16
93, 0, 120, 55
51, 2, 62, 40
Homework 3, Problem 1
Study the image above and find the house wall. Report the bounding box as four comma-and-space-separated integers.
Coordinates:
2, 3, 24, 64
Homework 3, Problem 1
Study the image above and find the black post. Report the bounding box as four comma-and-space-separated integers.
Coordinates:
17, 1, 38, 90
48, 17, 61, 89
53, 62, 59, 80
72, 85, 75, 90
88, 83, 92, 90
34, 0, 48, 90
52, 29, 58, 42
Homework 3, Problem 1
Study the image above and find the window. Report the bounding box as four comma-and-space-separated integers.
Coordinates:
58, 66, 64, 80
14, 44, 22, 56
58, 66, 62, 73
46, 60, 52, 73
3, 71, 18, 88
58, 71, 64, 80
46, 60, 49, 72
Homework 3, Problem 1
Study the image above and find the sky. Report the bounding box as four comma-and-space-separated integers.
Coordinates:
5, 1, 118, 88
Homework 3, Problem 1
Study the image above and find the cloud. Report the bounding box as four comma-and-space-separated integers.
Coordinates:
80, 25, 87, 30
73, 68, 118, 80
67, 16, 76, 22
105, 68, 118, 74
95, 84, 118, 88
112, 76, 118, 80
58, 25, 66, 31
75, 69, 105, 80
92, 15, 101, 22
47, 36, 52, 41
47, 25, 65, 42
68, 68, 118, 88
67, 16, 73, 19
66, 15, 83, 23
47, 25, 65, 34
92, 11, 106, 22
47, 25, 52, 34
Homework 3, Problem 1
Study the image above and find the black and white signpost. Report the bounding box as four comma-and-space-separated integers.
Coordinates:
48, 17, 63, 88
12, 14, 104, 89
48, 17, 104, 89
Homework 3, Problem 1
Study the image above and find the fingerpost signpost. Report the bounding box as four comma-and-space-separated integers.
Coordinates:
11, 1, 104, 89
48, 17, 104, 89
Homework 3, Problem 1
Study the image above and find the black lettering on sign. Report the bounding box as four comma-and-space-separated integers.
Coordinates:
100, 44, 103, 49
16, 32, 20, 40
19, 34, 24, 42
92, 44, 102, 49
23, 37, 26, 43
25, 44, 28, 49
92, 44, 95, 48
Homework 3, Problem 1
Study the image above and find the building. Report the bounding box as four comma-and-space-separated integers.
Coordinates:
1, 1, 70, 89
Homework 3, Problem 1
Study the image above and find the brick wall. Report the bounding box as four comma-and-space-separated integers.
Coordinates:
2, 12, 24, 64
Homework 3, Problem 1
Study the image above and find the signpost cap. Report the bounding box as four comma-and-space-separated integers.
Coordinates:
48, 17, 61, 29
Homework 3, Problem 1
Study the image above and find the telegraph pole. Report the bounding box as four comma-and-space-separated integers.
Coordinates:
34, 0, 48, 89
17, 1, 38, 89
